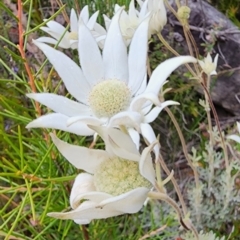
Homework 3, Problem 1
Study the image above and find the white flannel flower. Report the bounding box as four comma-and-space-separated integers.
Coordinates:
47, 126, 157, 224
104, 0, 166, 44
27, 8, 196, 155
198, 53, 219, 76
37, 6, 106, 49
104, 0, 147, 44
227, 122, 240, 144
137, 0, 167, 34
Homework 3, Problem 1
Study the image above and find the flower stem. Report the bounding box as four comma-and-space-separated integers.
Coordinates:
157, 33, 197, 77
148, 191, 183, 221
165, 107, 201, 222
165, 107, 200, 190
158, 154, 187, 215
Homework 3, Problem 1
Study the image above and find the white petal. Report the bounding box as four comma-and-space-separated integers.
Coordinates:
69, 40, 78, 50
108, 137, 140, 162
26, 113, 94, 135
48, 200, 123, 221
237, 122, 240, 133
50, 133, 108, 173
206, 53, 212, 62
103, 8, 128, 82
214, 54, 219, 68
46, 21, 66, 34
139, 139, 157, 185
26, 93, 92, 117
103, 14, 111, 31
210, 70, 217, 75
198, 60, 205, 72
33, 40, 90, 103
78, 20, 104, 86
141, 101, 152, 115
138, 0, 148, 18
89, 125, 140, 160
129, 0, 138, 20
87, 125, 109, 143
71, 191, 114, 214
128, 16, 150, 94
146, 56, 197, 95
94, 22, 107, 35
114, 4, 121, 12
86, 11, 99, 30
108, 111, 142, 131
70, 9, 78, 32
39, 28, 71, 48
130, 92, 162, 112
74, 218, 91, 225
128, 128, 140, 150
67, 116, 105, 127
107, 127, 139, 154
140, 123, 160, 160
35, 36, 62, 46
144, 100, 179, 123
99, 187, 149, 213
137, 0, 144, 7
135, 74, 147, 96
70, 173, 96, 209
80, 6, 89, 24
227, 135, 240, 144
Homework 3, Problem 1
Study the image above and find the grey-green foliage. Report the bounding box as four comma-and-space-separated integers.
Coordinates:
183, 230, 226, 240
187, 127, 240, 231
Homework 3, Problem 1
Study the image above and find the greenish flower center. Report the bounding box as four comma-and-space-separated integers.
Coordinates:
88, 79, 131, 118
68, 31, 78, 40
93, 157, 151, 196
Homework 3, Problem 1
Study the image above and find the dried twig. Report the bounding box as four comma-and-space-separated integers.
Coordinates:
17, 0, 41, 116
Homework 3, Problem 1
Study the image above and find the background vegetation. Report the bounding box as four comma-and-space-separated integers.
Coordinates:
0, 0, 240, 239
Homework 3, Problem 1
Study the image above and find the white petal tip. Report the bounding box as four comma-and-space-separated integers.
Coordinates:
47, 212, 62, 218
26, 93, 35, 99
26, 122, 33, 129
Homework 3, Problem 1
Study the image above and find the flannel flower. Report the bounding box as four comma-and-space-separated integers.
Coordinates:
137, 0, 167, 34
27, 7, 196, 154
48, 126, 157, 224
198, 53, 219, 76
104, 0, 167, 44
37, 6, 106, 49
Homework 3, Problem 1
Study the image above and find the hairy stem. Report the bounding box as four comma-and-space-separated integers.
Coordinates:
158, 154, 187, 215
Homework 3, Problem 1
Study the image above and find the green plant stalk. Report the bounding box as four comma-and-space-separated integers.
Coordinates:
0, 191, 18, 215
148, 191, 199, 239
4, 192, 29, 239
165, 107, 201, 222
17, 125, 24, 171
201, 84, 229, 168
25, 179, 36, 222
157, 33, 196, 77
34, 24, 70, 77
182, 27, 200, 75
158, 154, 187, 215
155, 161, 163, 188
24, 5, 67, 36
148, 191, 184, 221
40, 175, 76, 182
0, 58, 23, 81
0, 36, 18, 49
23, 0, 33, 50
40, 182, 53, 224
33, 219, 58, 240
204, 74, 215, 192
33, 142, 54, 175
